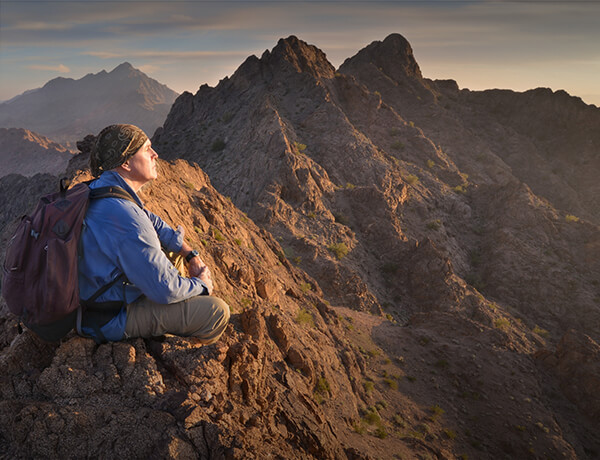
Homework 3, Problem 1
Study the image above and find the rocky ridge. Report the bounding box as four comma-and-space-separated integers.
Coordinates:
0, 34, 599, 459
0, 127, 75, 178
151, 34, 599, 457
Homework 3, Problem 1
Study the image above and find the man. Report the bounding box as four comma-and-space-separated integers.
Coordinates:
77, 124, 229, 343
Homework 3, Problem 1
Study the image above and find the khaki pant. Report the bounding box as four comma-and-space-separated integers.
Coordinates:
124, 295, 230, 344
124, 251, 229, 344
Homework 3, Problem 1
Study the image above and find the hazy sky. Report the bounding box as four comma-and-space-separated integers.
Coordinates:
1, 0, 599, 106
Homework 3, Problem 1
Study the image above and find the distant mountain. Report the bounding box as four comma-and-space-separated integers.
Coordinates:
0, 127, 74, 178
0, 62, 178, 148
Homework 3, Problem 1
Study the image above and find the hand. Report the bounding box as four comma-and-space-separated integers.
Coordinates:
187, 255, 206, 278
197, 265, 214, 295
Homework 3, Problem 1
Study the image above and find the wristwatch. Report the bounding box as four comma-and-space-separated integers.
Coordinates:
185, 249, 199, 263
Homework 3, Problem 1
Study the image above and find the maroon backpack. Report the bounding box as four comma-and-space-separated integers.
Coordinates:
2, 179, 136, 341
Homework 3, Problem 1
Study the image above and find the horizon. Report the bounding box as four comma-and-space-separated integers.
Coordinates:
1, 1, 599, 106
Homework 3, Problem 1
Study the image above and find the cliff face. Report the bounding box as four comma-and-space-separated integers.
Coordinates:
0, 34, 599, 459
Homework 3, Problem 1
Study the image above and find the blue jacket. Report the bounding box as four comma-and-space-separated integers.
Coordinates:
78, 171, 207, 340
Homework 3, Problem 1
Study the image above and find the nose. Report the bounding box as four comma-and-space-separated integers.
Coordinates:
150, 147, 158, 158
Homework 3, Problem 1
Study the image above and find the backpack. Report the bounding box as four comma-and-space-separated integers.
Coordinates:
2, 178, 138, 341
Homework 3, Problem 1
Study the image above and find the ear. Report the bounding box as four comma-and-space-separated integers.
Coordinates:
120, 160, 132, 172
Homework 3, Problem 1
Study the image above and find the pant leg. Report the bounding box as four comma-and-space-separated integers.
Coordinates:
124, 295, 230, 344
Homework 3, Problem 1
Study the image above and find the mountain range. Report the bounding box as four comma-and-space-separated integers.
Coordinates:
0, 62, 178, 149
0, 34, 598, 459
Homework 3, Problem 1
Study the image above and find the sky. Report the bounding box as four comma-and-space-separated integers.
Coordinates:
1, 0, 599, 106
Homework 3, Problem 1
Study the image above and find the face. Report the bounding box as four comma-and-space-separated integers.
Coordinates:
122, 139, 158, 188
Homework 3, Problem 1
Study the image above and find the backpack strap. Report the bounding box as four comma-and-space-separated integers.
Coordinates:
77, 186, 140, 343
89, 186, 143, 210
77, 273, 128, 342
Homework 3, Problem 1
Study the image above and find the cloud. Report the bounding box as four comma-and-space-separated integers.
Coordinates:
137, 64, 160, 75
27, 64, 70, 73
83, 50, 248, 60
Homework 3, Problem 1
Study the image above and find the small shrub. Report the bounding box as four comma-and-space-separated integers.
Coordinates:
384, 378, 398, 390
212, 228, 225, 242
375, 400, 387, 410
406, 375, 416, 382
429, 405, 445, 421
444, 428, 457, 440
533, 325, 550, 338
194, 226, 202, 234
184, 181, 195, 190
211, 138, 225, 151
389, 127, 400, 136
240, 298, 252, 308
535, 421, 550, 433
315, 376, 330, 398
363, 381, 375, 394
393, 414, 406, 428
494, 318, 510, 330
363, 407, 381, 425
328, 242, 349, 259
234, 238, 242, 246
333, 213, 349, 225
352, 422, 366, 434
367, 349, 381, 358
307, 211, 316, 219
300, 282, 312, 293
426, 159, 435, 168
426, 219, 441, 230
565, 214, 580, 223
375, 426, 387, 439
405, 174, 419, 185
391, 141, 405, 151
294, 141, 307, 152
345, 182, 355, 190
295, 308, 315, 327
453, 184, 468, 194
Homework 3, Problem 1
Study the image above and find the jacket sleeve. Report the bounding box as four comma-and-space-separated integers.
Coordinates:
112, 205, 205, 304
144, 209, 184, 254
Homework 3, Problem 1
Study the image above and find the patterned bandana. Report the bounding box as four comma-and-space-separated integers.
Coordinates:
90, 124, 148, 177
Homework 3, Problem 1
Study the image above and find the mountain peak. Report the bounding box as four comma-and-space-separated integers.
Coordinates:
266, 35, 335, 79
110, 62, 138, 75
340, 33, 422, 80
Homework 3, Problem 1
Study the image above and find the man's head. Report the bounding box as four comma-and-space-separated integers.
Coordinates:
90, 124, 148, 177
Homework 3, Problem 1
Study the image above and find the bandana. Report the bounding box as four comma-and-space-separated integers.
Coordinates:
89, 124, 148, 177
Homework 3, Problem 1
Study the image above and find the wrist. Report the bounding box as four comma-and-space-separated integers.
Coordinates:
185, 249, 199, 263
